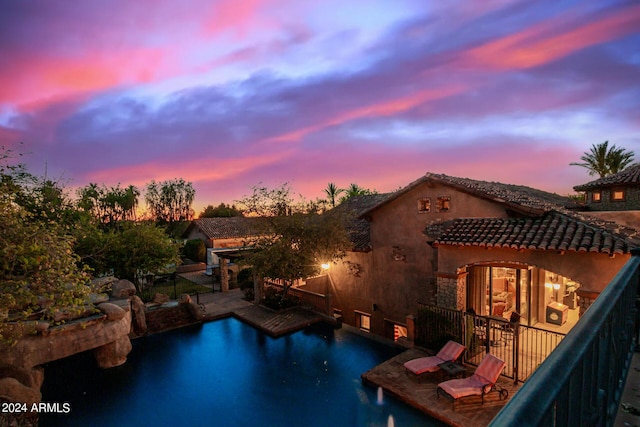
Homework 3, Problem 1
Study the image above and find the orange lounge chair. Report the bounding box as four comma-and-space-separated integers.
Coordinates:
436, 353, 508, 409
403, 340, 466, 377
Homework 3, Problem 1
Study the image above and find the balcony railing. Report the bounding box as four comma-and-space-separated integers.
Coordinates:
415, 304, 566, 383
489, 249, 640, 426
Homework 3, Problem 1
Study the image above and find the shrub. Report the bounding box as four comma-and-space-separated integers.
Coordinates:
262, 287, 300, 311
183, 239, 206, 262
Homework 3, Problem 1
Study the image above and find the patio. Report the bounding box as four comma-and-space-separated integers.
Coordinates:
361, 347, 521, 427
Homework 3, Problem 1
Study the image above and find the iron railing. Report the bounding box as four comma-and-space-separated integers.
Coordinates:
489, 249, 640, 426
416, 304, 565, 383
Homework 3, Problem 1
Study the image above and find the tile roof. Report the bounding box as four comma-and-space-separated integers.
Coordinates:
186, 217, 268, 240
424, 173, 573, 215
366, 172, 640, 251
573, 163, 640, 191
433, 211, 632, 256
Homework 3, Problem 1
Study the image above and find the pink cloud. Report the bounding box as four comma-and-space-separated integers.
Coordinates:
83, 149, 293, 188
265, 85, 466, 144
463, 4, 640, 70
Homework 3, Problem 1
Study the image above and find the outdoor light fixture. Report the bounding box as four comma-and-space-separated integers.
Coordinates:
321, 263, 330, 270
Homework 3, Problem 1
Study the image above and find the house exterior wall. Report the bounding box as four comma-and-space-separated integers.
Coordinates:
184, 227, 213, 247
436, 246, 629, 296
326, 182, 513, 337
323, 180, 632, 339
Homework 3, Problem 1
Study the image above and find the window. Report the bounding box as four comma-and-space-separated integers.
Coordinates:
611, 188, 625, 201
355, 311, 371, 332
417, 197, 430, 213
394, 324, 407, 341
436, 196, 451, 212
592, 191, 601, 202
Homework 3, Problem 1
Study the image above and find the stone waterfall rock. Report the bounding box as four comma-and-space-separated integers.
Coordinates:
93, 335, 132, 368
0, 366, 44, 390
0, 377, 41, 407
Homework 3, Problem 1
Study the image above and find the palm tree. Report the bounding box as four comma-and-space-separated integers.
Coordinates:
339, 183, 376, 203
324, 182, 344, 208
570, 141, 635, 177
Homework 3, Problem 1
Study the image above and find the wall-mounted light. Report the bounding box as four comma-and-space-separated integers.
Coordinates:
321, 263, 330, 270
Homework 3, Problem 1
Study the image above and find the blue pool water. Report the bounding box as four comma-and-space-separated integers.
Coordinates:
41, 318, 442, 426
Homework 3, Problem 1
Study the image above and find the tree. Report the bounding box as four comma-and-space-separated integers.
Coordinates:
570, 141, 635, 177
77, 183, 140, 226
339, 183, 376, 202
199, 203, 243, 218
0, 148, 96, 345
236, 183, 297, 217
324, 182, 344, 208
242, 210, 351, 306
145, 178, 195, 224
183, 239, 206, 262
106, 222, 180, 291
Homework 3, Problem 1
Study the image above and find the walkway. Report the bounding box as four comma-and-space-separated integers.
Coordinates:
190, 289, 331, 337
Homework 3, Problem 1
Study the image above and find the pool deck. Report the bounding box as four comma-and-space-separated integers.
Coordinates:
361, 348, 521, 427
192, 288, 331, 337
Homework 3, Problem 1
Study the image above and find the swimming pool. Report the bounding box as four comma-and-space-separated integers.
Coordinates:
41, 318, 442, 426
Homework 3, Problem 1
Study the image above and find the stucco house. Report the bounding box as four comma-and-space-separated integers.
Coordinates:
573, 163, 640, 230
182, 217, 266, 287
302, 173, 639, 341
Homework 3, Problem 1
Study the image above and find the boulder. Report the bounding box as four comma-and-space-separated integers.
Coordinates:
90, 293, 110, 304
110, 279, 137, 299
0, 377, 41, 407
152, 293, 170, 304
51, 305, 95, 322
179, 294, 192, 304
130, 296, 147, 334
97, 303, 126, 321
0, 366, 44, 389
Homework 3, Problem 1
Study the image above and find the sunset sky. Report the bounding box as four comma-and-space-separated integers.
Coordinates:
1, 0, 639, 213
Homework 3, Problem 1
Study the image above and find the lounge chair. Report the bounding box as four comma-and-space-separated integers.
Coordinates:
436, 353, 508, 409
403, 340, 466, 378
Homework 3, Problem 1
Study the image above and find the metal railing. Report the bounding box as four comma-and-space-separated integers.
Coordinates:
489, 249, 640, 427
416, 305, 565, 383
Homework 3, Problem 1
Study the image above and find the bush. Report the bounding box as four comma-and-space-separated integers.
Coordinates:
262, 287, 300, 311
237, 268, 254, 300
183, 239, 206, 262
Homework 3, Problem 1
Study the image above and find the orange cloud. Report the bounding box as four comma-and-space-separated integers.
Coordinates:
266, 84, 465, 143
464, 4, 640, 70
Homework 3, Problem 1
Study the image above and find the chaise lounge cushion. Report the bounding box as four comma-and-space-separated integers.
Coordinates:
437, 353, 505, 399
404, 341, 465, 375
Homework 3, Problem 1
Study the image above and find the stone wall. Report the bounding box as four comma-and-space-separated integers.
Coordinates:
585, 187, 640, 211
140, 301, 202, 336
436, 274, 464, 310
